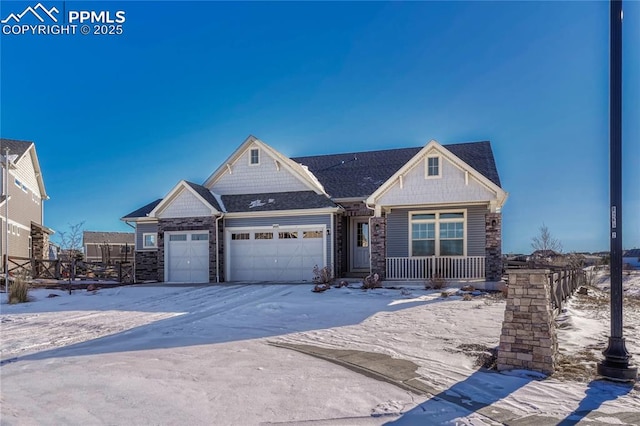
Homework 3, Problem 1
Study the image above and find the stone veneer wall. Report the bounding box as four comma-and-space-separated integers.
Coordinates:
157, 217, 217, 283
370, 216, 387, 279
497, 269, 557, 375
135, 250, 159, 282
485, 213, 502, 281
30, 226, 46, 260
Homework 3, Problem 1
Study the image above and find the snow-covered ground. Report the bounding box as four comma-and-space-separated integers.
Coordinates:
1, 275, 639, 425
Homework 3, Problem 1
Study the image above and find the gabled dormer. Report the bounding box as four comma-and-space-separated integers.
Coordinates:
366, 140, 508, 212
149, 180, 222, 219
203, 135, 326, 196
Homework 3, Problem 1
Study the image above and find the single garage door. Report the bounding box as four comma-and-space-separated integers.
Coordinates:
166, 232, 209, 283
228, 227, 325, 282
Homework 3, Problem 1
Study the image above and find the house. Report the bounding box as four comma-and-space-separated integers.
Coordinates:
83, 231, 135, 264
623, 249, 640, 270
0, 138, 52, 265
122, 136, 507, 283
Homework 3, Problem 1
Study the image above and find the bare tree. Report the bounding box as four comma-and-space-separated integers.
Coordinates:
56, 222, 84, 294
57, 222, 85, 261
531, 223, 562, 253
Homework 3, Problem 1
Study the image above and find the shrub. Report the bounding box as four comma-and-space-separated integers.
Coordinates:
462, 293, 473, 301
8, 278, 30, 304
426, 273, 447, 290
362, 273, 381, 289
312, 265, 333, 284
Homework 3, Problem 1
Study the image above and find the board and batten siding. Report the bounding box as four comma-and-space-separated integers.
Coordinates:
225, 214, 333, 266
209, 145, 310, 195
136, 222, 158, 250
158, 188, 212, 219
377, 155, 496, 206
386, 205, 488, 257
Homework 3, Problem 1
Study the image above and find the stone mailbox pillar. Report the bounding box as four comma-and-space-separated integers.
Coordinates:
497, 269, 557, 375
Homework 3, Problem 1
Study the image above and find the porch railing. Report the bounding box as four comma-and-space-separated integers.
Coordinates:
386, 256, 486, 280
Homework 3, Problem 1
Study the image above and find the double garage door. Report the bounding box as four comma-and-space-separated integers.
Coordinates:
166, 231, 209, 283
227, 226, 325, 282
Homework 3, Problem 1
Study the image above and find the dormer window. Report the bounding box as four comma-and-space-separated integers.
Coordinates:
250, 148, 260, 165
426, 156, 440, 178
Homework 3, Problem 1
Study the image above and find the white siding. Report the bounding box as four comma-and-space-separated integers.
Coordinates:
377, 156, 496, 206
158, 188, 212, 219
210, 144, 310, 195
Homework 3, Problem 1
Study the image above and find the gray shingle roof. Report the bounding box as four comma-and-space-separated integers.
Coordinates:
184, 181, 222, 211
292, 141, 502, 199
0, 138, 33, 160
83, 231, 134, 244
222, 191, 336, 213
122, 199, 162, 219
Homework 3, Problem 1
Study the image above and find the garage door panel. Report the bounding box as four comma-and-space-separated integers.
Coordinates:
167, 232, 209, 283
228, 227, 325, 282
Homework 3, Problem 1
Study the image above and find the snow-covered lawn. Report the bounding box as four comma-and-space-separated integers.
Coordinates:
1, 277, 639, 425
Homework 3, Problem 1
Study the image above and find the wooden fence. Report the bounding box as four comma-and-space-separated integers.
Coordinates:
3, 256, 134, 284
549, 268, 583, 314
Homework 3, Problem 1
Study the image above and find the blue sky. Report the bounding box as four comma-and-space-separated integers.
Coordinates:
1, 1, 638, 254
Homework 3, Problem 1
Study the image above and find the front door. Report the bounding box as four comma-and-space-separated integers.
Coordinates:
351, 219, 369, 270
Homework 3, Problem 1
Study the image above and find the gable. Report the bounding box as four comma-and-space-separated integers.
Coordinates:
157, 187, 214, 218
204, 136, 323, 196
11, 147, 42, 198
376, 152, 497, 206
368, 141, 507, 209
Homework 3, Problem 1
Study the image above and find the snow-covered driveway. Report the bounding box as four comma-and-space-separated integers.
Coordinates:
1, 282, 639, 425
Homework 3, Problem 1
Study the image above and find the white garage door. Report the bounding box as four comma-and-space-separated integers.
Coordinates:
166, 232, 209, 283
227, 227, 325, 282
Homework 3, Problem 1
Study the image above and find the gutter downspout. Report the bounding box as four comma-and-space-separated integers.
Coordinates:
364, 201, 376, 276
215, 213, 224, 283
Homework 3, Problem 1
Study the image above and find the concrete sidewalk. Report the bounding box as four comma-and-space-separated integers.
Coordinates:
269, 342, 639, 426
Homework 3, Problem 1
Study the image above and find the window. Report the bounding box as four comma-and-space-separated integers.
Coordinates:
279, 231, 298, 239
143, 233, 157, 249
250, 148, 260, 165
169, 234, 187, 241
255, 232, 273, 240
357, 223, 369, 248
411, 211, 465, 256
191, 234, 208, 241
426, 156, 440, 178
232, 233, 250, 240
303, 231, 323, 239
120, 245, 133, 254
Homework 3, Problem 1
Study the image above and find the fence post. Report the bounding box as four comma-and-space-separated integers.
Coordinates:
118, 263, 123, 283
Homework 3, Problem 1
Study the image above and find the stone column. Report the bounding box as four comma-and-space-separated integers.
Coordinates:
485, 213, 502, 281
370, 216, 386, 280
497, 269, 557, 375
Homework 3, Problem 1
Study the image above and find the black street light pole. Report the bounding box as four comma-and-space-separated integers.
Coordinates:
597, 0, 637, 382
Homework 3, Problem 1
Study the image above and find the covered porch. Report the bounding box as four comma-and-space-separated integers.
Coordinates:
386, 255, 486, 280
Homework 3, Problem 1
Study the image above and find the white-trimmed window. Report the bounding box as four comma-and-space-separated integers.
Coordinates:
410, 211, 465, 256
426, 156, 441, 178
250, 148, 260, 165
142, 232, 157, 249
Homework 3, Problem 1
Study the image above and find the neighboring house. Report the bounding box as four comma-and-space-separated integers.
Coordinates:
528, 250, 561, 263
83, 231, 135, 264
623, 249, 640, 270
0, 138, 52, 266
122, 136, 508, 283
